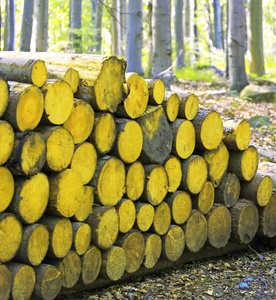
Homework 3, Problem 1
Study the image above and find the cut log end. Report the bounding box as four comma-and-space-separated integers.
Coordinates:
73, 186, 94, 222
81, 246, 101, 285
0, 264, 11, 300
143, 233, 162, 269
241, 146, 259, 181
151, 202, 171, 236
164, 156, 182, 193
178, 92, 199, 120
64, 68, 80, 93
194, 181, 215, 215
258, 194, 276, 238
117, 199, 136, 234
0, 78, 9, 117
125, 162, 145, 201
0, 121, 14, 166
163, 92, 180, 122
135, 203, 155, 232
31, 59, 47, 87
72, 222, 92, 256
0, 167, 14, 213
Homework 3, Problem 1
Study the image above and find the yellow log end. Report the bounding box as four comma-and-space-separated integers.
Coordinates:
31, 59, 47, 87
171, 191, 192, 225
165, 92, 179, 122
117, 199, 136, 233
241, 146, 259, 181
136, 203, 154, 232
152, 202, 171, 235
198, 181, 215, 214
0, 167, 14, 213
74, 223, 92, 256
163, 225, 185, 261
257, 176, 273, 207
74, 186, 94, 222
126, 161, 145, 201
236, 120, 251, 150
0, 79, 9, 117
164, 156, 182, 193
103, 247, 126, 281
176, 120, 196, 159
64, 68, 80, 93
153, 79, 165, 104
144, 234, 162, 268
184, 94, 198, 120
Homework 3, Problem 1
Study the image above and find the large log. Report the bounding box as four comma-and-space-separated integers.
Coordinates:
0, 121, 14, 166
143, 233, 162, 269
0, 213, 22, 263
0, 77, 9, 117
14, 223, 49, 266
63, 99, 95, 144
70, 142, 97, 185
258, 194, 276, 238
32, 264, 62, 300
0, 167, 14, 213
166, 191, 192, 225
71, 222, 92, 256
177, 91, 199, 121
39, 215, 73, 259
134, 202, 155, 232
170, 118, 196, 159
191, 181, 214, 214
100, 246, 126, 281
116, 199, 136, 234
228, 145, 259, 181
2, 83, 44, 131
145, 78, 165, 105
8, 131, 46, 176
0, 56, 47, 87
192, 107, 223, 150
136, 105, 173, 164
40, 79, 74, 125
163, 155, 182, 193
8, 173, 49, 224
6, 262, 36, 300
150, 202, 171, 235
125, 161, 145, 201
37, 126, 75, 172
180, 155, 208, 195
90, 156, 125, 206
86, 206, 119, 250
0, 264, 11, 300
162, 91, 180, 122
222, 117, 251, 151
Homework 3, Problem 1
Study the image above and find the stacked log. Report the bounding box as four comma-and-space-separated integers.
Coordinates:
0, 51, 275, 300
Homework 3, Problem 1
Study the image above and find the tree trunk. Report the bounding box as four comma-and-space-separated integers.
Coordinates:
0, 121, 14, 166
20, 0, 34, 51
116, 199, 136, 234
228, 0, 249, 91
69, 0, 82, 53
185, 0, 195, 65
163, 155, 182, 193
247, 0, 264, 75
94, 0, 104, 53
110, 0, 121, 56
145, 0, 153, 77
152, 0, 172, 76
4, 0, 16, 50
213, 0, 222, 49
80, 245, 101, 284
126, 0, 143, 74
31, 0, 48, 52
174, 0, 185, 69
125, 161, 145, 201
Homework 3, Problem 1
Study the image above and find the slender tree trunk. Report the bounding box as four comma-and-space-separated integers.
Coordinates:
247, 0, 265, 75
194, 0, 199, 61
20, 0, 34, 51
145, 0, 153, 77
92, 0, 97, 23
174, 0, 184, 69
120, 0, 127, 54
225, 0, 229, 78
125, 0, 143, 74
31, 0, 48, 52
4, 0, 16, 50
94, 0, 104, 53
228, 0, 249, 92
110, 0, 121, 56
213, 0, 222, 49
152, 0, 172, 76
69, 0, 82, 53
185, 0, 194, 65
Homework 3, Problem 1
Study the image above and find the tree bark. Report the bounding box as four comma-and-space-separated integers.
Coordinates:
4, 0, 16, 50
69, 0, 82, 53
174, 0, 185, 69
213, 0, 223, 49
20, 0, 34, 51
94, 0, 104, 53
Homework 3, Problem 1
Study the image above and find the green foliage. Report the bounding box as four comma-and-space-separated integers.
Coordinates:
174, 66, 217, 83
248, 116, 273, 128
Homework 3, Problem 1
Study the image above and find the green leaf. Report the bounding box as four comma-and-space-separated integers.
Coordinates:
248, 116, 273, 128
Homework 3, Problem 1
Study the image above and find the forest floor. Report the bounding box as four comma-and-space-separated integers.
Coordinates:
59, 79, 276, 300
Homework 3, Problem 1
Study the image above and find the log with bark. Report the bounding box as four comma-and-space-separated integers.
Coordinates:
0, 167, 14, 213
162, 91, 180, 122
191, 181, 214, 215
116, 199, 136, 234
0, 77, 9, 117
163, 155, 182, 193
177, 91, 199, 120
256, 147, 276, 163
145, 78, 165, 105
134, 202, 155, 232
125, 161, 145, 201
143, 233, 162, 269
71, 222, 92, 256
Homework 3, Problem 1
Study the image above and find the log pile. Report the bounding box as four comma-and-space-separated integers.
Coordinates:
0, 51, 275, 300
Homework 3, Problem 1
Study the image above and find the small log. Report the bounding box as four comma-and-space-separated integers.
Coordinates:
191, 181, 214, 215
0, 167, 14, 213
228, 145, 259, 181
170, 118, 196, 159
71, 222, 92, 256
125, 161, 145, 201
206, 204, 232, 248
86, 206, 119, 250
0, 213, 22, 263
90, 156, 125, 206
214, 173, 240, 208
47, 169, 84, 218
162, 91, 180, 122
70, 142, 97, 185
39, 215, 73, 259
32, 264, 62, 300
258, 161, 276, 174
166, 191, 192, 225
50, 251, 82, 289
6, 262, 36, 300
150, 202, 171, 235
100, 246, 126, 281
222, 117, 251, 151
256, 147, 276, 163
63, 99, 95, 144
240, 171, 274, 207
257, 171, 276, 191
143, 233, 162, 269
184, 210, 207, 253
140, 164, 168, 206
111, 118, 143, 163
2, 83, 44, 131
230, 199, 259, 244
87, 112, 117, 155
203, 141, 229, 187
177, 91, 199, 120
134, 202, 155, 232
0, 77, 9, 117
8, 131, 46, 176
163, 155, 182, 193
80, 245, 101, 285
161, 225, 185, 262
0, 57, 47, 87
116, 199, 136, 234
116, 73, 148, 119
46, 65, 79, 93
136, 105, 173, 164
14, 223, 49, 266
73, 186, 94, 222
0, 121, 14, 166
0, 264, 11, 300
192, 107, 223, 150
258, 194, 276, 238
40, 79, 74, 125
37, 126, 75, 172
116, 230, 145, 273
145, 78, 165, 105
180, 155, 208, 195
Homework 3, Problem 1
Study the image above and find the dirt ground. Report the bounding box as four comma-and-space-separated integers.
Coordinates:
58, 80, 276, 300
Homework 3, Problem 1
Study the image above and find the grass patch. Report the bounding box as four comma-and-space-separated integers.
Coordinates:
175, 67, 217, 83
